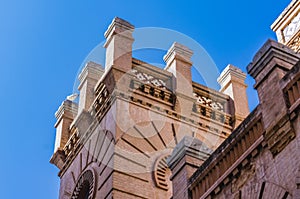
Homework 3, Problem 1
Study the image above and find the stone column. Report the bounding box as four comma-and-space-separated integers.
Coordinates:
78, 61, 104, 114
164, 42, 194, 116
104, 17, 134, 72
167, 136, 212, 199
218, 64, 249, 127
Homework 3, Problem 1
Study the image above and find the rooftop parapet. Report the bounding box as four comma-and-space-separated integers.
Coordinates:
218, 64, 249, 128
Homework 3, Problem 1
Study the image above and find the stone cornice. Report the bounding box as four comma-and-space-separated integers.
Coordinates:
104, 17, 134, 39
167, 136, 212, 171
247, 39, 300, 87
127, 95, 232, 138
49, 149, 65, 170
164, 42, 193, 68
103, 17, 134, 48
78, 61, 104, 90
271, 0, 300, 31
54, 100, 78, 127
217, 64, 247, 87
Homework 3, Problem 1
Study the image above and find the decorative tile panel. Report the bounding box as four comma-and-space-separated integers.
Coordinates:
193, 93, 225, 112
131, 69, 167, 89
283, 11, 300, 42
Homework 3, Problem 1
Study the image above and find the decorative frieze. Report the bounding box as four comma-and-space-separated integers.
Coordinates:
288, 34, 300, 52
192, 82, 233, 126
93, 83, 111, 121
193, 83, 229, 113
63, 127, 80, 163
193, 103, 232, 126
283, 11, 300, 43
131, 69, 167, 89
193, 93, 225, 112
130, 79, 173, 104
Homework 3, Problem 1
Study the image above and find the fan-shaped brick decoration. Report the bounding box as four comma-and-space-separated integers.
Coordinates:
153, 154, 171, 191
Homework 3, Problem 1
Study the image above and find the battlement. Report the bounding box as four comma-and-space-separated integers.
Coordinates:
51, 17, 251, 199
51, 2, 300, 198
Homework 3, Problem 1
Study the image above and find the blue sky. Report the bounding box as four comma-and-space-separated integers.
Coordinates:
0, 0, 291, 198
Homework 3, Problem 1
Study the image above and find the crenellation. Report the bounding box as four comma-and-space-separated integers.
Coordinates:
78, 61, 104, 115
104, 17, 135, 72
51, 3, 300, 198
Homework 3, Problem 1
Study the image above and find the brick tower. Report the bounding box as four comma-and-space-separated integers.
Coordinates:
50, 17, 249, 198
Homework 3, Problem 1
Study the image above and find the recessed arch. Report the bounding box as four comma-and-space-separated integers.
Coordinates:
71, 169, 96, 199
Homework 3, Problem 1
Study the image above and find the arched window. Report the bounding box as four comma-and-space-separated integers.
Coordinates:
77, 180, 90, 199
71, 170, 95, 199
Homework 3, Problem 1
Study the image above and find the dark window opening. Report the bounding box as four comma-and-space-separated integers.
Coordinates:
77, 181, 90, 199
